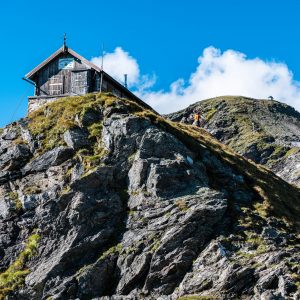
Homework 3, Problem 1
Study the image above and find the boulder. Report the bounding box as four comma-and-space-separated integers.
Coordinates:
77, 255, 118, 298
0, 198, 14, 219
63, 128, 90, 150
78, 109, 102, 127
2, 126, 19, 140
20, 194, 40, 211
0, 144, 32, 171
117, 253, 151, 294
22, 146, 73, 175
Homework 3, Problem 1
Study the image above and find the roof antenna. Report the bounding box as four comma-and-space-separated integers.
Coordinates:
100, 43, 104, 93
63, 33, 67, 52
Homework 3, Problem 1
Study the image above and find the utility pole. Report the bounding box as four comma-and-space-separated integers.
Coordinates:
63, 33, 67, 52
100, 43, 104, 93
124, 74, 128, 89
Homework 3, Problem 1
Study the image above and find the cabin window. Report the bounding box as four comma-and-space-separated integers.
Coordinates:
58, 58, 74, 70
49, 75, 64, 95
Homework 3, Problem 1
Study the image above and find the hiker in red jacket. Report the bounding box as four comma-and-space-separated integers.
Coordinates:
193, 111, 201, 127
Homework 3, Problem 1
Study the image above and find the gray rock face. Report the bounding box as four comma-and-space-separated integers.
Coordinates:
2, 126, 19, 140
77, 254, 118, 298
22, 146, 73, 175
0, 144, 31, 172
177, 240, 256, 297
63, 128, 89, 150
0, 197, 15, 219
0, 95, 299, 300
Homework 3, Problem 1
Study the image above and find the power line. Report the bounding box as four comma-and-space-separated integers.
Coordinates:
10, 92, 27, 124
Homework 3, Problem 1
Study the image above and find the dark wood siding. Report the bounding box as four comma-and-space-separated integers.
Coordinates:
71, 70, 91, 94
93, 73, 122, 98
35, 53, 92, 96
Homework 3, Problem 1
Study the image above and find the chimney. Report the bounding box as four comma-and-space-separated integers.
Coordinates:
124, 74, 128, 89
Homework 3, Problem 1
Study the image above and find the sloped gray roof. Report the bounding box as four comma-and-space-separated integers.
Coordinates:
25, 46, 102, 79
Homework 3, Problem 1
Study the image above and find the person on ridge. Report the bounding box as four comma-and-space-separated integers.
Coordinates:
193, 110, 201, 127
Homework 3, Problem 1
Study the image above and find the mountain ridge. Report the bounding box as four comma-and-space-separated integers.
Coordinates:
168, 96, 300, 187
0, 93, 299, 299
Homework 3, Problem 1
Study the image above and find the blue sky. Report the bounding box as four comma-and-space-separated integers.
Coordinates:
1, 0, 300, 127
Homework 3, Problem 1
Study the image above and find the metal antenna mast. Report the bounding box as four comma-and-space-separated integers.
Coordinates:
124, 74, 128, 89
100, 43, 104, 93
63, 33, 67, 52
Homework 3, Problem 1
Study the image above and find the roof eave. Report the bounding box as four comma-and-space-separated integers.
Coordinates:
25, 46, 65, 79
67, 48, 101, 73
25, 46, 102, 79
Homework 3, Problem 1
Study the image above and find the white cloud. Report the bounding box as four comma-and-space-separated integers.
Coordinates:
91, 47, 155, 89
92, 46, 300, 114
139, 46, 300, 114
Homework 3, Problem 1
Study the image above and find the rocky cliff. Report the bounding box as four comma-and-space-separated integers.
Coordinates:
0, 93, 300, 299
168, 96, 300, 187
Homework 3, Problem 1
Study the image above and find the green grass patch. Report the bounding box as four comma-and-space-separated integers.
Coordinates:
8, 192, 22, 212
205, 107, 217, 122
0, 232, 41, 299
88, 123, 103, 139
28, 93, 108, 153
284, 147, 299, 158
151, 240, 161, 253
100, 243, 122, 260
237, 231, 268, 262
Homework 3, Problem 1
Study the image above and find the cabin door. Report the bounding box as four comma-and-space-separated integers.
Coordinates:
71, 71, 90, 95
49, 75, 64, 95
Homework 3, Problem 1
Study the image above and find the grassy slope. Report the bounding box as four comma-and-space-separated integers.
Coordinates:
27, 93, 300, 231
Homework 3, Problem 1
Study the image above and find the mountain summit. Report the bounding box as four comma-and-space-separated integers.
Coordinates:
168, 96, 300, 187
0, 93, 299, 299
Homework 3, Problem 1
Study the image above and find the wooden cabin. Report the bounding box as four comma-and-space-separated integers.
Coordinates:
24, 42, 142, 113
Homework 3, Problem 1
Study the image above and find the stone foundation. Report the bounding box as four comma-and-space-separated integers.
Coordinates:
28, 95, 71, 114
28, 89, 124, 114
